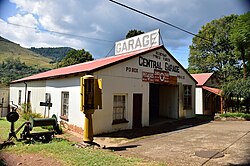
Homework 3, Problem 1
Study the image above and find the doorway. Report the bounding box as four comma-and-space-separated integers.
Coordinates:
133, 93, 142, 128
149, 83, 178, 124
149, 84, 159, 124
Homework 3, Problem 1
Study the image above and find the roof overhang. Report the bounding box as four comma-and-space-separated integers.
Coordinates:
202, 86, 222, 96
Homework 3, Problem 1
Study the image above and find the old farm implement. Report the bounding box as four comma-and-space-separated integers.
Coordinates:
6, 102, 61, 142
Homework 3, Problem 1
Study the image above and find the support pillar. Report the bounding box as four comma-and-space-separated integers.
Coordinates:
83, 111, 93, 142
220, 96, 223, 114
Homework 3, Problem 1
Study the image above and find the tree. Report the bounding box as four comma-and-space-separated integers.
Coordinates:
230, 12, 250, 79
126, 29, 144, 39
0, 57, 48, 86
222, 78, 250, 113
188, 14, 240, 83
58, 49, 94, 67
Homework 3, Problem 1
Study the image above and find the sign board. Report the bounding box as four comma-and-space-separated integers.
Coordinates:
40, 102, 52, 107
142, 70, 177, 85
154, 70, 169, 84
115, 29, 160, 55
142, 71, 154, 83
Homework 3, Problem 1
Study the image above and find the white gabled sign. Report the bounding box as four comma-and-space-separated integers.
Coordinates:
115, 29, 160, 55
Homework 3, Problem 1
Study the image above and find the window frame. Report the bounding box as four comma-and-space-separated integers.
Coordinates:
61, 91, 69, 121
183, 85, 192, 109
112, 94, 128, 124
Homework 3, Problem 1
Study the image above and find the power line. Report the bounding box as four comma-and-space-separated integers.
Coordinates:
7, 22, 114, 43
109, 0, 213, 43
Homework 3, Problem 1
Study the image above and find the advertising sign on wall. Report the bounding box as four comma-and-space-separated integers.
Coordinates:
142, 70, 177, 85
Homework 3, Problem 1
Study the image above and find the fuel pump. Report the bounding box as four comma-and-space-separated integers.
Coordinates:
80, 75, 102, 142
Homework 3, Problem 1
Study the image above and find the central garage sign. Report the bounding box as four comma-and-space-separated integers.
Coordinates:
115, 29, 160, 55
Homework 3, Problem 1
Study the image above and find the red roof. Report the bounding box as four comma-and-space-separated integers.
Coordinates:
12, 46, 161, 83
202, 86, 222, 96
191, 73, 213, 86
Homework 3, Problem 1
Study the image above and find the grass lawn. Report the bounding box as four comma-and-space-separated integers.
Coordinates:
0, 118, 162, 166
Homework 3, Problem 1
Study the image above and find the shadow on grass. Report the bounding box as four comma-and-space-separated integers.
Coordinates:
96, 116, 213, 139
0, 159, 6, 166
0, 136, 68, 150
0, 141, 15, 150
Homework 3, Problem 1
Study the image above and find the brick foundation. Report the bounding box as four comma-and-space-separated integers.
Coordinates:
60, 121, 84, 135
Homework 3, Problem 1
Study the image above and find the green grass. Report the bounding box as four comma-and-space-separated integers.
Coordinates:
0, 118, 162, 166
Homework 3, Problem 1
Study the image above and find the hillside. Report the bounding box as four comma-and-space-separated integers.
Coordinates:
0, 36, 53, 68
29, 47, 73, 62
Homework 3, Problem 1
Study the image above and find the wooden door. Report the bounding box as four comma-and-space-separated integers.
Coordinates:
133, 93, 142, 128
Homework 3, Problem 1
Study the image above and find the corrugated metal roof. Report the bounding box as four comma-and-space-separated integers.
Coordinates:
12, 46, 161, 83
202, 86, 222, 96
191, 73, 213, 86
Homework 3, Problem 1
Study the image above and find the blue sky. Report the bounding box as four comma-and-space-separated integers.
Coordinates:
0, 0, 16, 20
0, 0, 249, 68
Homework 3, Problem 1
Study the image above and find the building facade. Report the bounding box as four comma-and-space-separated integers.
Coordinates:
10, 31, 197, 135
191, 73, 222, 115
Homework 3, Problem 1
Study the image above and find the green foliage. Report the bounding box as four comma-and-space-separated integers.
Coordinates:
29, 47, 73, 62
126, 29, 144, 39
219, 112, 250, 120
21, 112, 43, 121
222, 78, 250, 99
18, 103, 42, 120
188, 13, 250, 82
58, 49, 94, 67
230, 12, 250, 78
0, 57, 49, 85
222, 78, 250, 112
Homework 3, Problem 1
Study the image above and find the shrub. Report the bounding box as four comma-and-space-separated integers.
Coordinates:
219, 112, 250, 120
18, 103, 42, 120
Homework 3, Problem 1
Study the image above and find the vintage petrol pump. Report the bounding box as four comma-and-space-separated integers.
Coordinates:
80, 75, 102, 142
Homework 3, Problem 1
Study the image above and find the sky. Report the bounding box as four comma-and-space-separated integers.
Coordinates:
0, 0, 249, 68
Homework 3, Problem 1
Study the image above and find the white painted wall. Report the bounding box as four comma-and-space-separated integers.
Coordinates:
159, 85, 178, 119
10, 82, 25, 108
10, 81, 46, 114
93, 68, 149, 134
195, 87, 203, 114
0, 88, 9, 117
27, 81, 46, 114
46, 77, 85, 128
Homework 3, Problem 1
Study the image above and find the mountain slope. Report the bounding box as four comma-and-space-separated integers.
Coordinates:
0, 36, 53, 68
29, 47, 73, 62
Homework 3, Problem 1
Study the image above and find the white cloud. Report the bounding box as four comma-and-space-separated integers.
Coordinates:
8, 13, 38, 28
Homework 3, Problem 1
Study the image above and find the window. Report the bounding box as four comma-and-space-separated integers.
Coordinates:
61, 92, 69, 121
45, 93, 52, 110
113, 95, 127, 124
18, 90, 22, 105
27, 91, 31, 103
184, 85, 192, 109
45, 93, 51, 103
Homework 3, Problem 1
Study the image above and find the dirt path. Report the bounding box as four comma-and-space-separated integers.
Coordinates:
0, 152, 62, 166
114, 121, 250, 166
